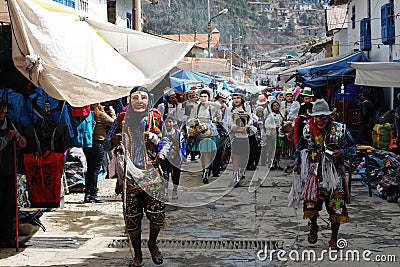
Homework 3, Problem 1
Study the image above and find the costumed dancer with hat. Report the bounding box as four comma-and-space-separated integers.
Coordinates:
291, 99, 356, 250
103, 86, 170, 266
188, 88, 221, 184
280, 89, 300, 122
300, 87, 315, 104
225, 89, 251, 185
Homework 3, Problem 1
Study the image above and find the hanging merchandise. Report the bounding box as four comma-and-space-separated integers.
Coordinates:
24, 127, 64, 208
0, 88, 33, 127
26, 88, 74, 138
24, 150, 64, 208
72, 105, 91, 117
70, 111, 96, 148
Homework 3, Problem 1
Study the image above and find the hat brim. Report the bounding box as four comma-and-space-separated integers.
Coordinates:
301, 93, 314, 97
232, 93, 246, 99
308, 108, 336, 117
256, 101, 268, 105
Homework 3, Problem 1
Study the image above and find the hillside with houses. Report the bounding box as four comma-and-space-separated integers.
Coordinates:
142, 0, 329, 57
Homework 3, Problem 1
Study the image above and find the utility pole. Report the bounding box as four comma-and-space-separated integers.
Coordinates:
133, 0, 142, 31
230, 34, 233, 78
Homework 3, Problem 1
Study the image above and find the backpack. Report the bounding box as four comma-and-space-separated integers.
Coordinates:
378, 109, 395, 124
372, 123, 394, 150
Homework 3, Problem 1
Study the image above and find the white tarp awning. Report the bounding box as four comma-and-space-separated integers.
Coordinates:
8, 0, 194, 106
350, 62, 400, 88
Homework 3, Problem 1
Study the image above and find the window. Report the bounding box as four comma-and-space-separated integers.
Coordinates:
79, 0, 88, 12
381, 3, 395, 45
351, 5, 356, 29
127, 13, 132, 29
360, 18, 371, 51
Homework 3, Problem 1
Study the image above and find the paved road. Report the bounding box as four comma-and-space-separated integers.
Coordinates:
1, 158, 399, 266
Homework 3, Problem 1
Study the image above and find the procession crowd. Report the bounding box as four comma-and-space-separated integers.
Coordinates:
1, 82, 370, 266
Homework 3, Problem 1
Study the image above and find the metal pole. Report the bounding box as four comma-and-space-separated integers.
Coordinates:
230, 34, 233, 77
207, 21, 211, 58
13, 140, 19, 252
133, 0, 142, 31
207, 0, 211, 58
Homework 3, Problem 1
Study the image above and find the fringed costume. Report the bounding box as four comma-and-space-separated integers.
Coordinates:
291, 119, 356, 223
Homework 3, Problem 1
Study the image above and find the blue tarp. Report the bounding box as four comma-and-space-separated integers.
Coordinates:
170, 70, 231, 92
302, 68, 356, 88
297, 52, 369, 76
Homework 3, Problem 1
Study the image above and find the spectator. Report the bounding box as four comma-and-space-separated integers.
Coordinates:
0, 99, 27, 248
357, 88, 375, 145
83, 103, 115, 203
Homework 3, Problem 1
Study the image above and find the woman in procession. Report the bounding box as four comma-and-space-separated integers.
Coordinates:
225, 89, 252, 185
265, 99, 285, 170
188, 88, 221, 184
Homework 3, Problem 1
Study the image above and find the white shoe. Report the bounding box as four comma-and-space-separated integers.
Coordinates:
238, 168, 245, 180
233, 172, 240, 183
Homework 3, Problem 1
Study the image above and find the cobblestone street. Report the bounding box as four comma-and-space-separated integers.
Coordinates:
1, 159, 399, 266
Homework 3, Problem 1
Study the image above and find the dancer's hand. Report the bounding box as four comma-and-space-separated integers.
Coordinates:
332, 149, 342, 159
155, 153, 165, 162
112, 133, 122, 145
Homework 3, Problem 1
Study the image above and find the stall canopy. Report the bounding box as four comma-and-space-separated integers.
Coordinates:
302, 67, 356, 88
350, 62, 400, 88
279, 51, 368, 82
8, 0, 194, 106
170, 69, 231, 92
297, 51, 368, 76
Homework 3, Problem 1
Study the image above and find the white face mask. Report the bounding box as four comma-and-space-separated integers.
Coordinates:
130, 91, 149, 112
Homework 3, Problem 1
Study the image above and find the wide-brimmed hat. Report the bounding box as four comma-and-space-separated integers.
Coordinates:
285, 89, 293, 95
215, 90, 230, 99
164, 87, 176, 98
307, 99, 336, 117
232, 88, 246, 99
256, 94, 268, 105
269, 99, 281, 110
301, 87, 314, 97
197, 87, 213, 98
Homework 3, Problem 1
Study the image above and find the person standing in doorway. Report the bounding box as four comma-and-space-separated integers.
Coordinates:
357, 88, 375, 145
0, 99, 27, 248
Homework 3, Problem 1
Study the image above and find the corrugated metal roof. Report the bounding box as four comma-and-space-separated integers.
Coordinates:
326, 6, 348, 31
163, 33, 220, 49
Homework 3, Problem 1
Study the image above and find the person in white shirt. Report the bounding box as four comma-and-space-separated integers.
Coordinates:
265, 99, 285, 170
188, 88, 221, 184
157, 87, 178, 121
225, 90, 252, 185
